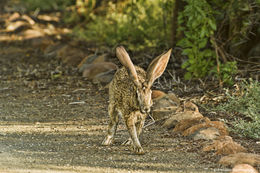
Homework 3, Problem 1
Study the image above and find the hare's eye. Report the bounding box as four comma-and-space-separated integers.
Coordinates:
142, 87, 146, 91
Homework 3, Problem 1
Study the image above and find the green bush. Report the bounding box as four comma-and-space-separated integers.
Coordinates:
177, 0, 216, 80
216, 79, 260, 139
71, 0, 173, 50
211, 61, 238, 86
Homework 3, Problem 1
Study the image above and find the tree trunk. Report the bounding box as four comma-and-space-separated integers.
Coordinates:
171, 0, 185, 47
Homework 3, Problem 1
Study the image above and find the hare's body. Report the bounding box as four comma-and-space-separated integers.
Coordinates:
102, 46, 171, 154
110, 66, 146, 115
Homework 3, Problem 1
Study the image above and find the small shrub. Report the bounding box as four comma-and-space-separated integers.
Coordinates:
216, 79, 260, 139
177, 0, 216, 79
211, 61, 238, 86
71, 0, 173, 50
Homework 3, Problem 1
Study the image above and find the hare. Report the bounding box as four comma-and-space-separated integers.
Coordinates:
102, 46, 171, 154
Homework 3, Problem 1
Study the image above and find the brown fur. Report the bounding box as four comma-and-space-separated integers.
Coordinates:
110, 66, 146, 116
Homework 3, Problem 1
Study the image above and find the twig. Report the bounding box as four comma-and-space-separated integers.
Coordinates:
69, 101, 86, 105
211, 36, 223, 88
144, 113, 156, 128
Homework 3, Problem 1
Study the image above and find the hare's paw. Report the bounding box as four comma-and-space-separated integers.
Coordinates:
121, 138, 132, 146
133, 146, 145, 155
101, 136, 114, 146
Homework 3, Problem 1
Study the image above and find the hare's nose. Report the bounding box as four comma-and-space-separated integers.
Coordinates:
144, 107, 150, 113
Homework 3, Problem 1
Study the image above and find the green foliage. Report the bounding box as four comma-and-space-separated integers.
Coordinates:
211, 61, 238, 86
216, 79, 260, 139
177, 0, 217, 79
20, 0, 74, 11
63, 0, 97, 24
71, 0, 173, 50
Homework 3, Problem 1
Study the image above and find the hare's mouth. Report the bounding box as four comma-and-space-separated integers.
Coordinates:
140, 107, 150, 114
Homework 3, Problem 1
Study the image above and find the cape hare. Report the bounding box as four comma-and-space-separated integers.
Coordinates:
102, 46, 171, 154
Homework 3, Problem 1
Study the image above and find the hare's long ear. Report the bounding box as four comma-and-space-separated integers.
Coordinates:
116, 46, 141, 87
146, 49, 172, 88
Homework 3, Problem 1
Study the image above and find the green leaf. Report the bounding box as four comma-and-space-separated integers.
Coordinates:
182, 48, 192, 55
184, 72, 192, 80
200, 26, 207, 38
208, 20, 216, 31
198, 39, 208, 48
181, 61, 190, 69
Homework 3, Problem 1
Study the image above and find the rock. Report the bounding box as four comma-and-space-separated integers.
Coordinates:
152, 90, 166, 100
219, 153, 260, 166
203, 136, 246, 155
78, 54, 108, 72
183, 120, 229, 137
92, 69, 117, 84
43, 42, 65, 58
153, 92, 180, 110
31, 37, 54, 51
6, 12, 20, 23
231, 164, 258, 173
93, 54, 108, 63
21, 14, 35, 25
183, 101, 199, 112
152, 92, 180, 121
193, 127, 220, 140
173, 117, 210, 133
56, 45, 86, 66
6, 20, 30, 32
82, 62, 118, 80
162, 101, 203, 129
19, 29, 44, 39
163, 110, 204, 129
163, 101, 204, 129
37, 14, 59, 22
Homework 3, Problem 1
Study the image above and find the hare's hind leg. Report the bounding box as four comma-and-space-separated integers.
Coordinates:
102, 103, 119, 145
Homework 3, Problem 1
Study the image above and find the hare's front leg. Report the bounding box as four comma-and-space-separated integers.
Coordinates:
125, 111, 146, 155
121, 114, 146, 146
102, 103, 119, 145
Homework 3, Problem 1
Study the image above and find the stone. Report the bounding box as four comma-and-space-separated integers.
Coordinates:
6, 12, 20, 23
183, 101, 199, 112
31, 37, 54, 51
231, 164, 258, 173
92, 69, 117, 84
173, 117, 211, 133
152, 92, 180, 121
203, 136, 246, 155
56, 45, 86, 66
152, 90, 166, 100
21, 14, 35, 25
6, 20, 30, 32
183, 120, 229, 137
193, 127, 220, 140
20, 29, 44, 39
43, 42, 64, 58
219, 153, 260, 166
82, 62, 118, 80
163, 110, 204, 129
78, 54, 108, 72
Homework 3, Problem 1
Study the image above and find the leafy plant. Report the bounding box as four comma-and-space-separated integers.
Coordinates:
71, 0, 173, 50
211, 61, 238, 86
177, 0, 217, 80
216, 79, 260, 139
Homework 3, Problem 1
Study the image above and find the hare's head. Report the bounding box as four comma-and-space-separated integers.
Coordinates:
116, 46, 172, 114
